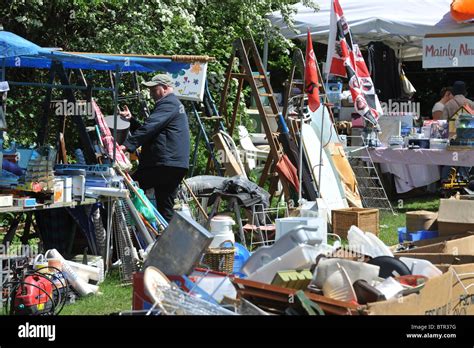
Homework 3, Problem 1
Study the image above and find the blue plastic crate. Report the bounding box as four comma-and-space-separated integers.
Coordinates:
398, 227, 438, 243
398, 227, 408, 243
409, 230, 439, 242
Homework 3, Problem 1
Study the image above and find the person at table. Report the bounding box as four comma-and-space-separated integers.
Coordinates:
432, 87, 453, 120
442, 81, 474, 120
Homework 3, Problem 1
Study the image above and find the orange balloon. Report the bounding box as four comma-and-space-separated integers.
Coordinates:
451, 0, 474, 22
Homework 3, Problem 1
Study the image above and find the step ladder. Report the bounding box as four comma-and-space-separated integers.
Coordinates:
189, 83, 225, 177
283, 49, 306, 120
219, 36, 290, 197
346, 136, 394, 213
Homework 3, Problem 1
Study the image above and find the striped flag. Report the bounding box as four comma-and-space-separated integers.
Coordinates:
326, 0, 382, 128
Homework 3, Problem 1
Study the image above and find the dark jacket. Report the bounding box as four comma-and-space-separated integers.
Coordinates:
123, 93, 190, 169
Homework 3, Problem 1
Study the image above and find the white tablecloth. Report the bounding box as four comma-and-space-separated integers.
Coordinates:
369, 148, 474, 167
368, 148, 474, 194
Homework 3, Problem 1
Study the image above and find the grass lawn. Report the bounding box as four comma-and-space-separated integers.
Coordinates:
379, 195, 440, 246
60, 195, 441, 315
60, 270, 132, 315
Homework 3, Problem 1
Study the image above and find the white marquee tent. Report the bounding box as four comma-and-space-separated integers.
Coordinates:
268, 0, 474, 60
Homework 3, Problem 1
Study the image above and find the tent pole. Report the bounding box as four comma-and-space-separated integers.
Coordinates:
298, 47, 305, 205
1, 58, 5, 81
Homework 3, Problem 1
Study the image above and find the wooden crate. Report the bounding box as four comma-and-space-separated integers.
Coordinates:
331, 208, 379, 239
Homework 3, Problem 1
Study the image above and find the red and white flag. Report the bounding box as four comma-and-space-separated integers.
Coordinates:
326, 0, 382, 128
305, 28, 321, 112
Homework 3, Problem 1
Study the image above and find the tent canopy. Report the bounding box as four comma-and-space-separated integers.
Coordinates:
0, 31, 213, 73
268, 0, 474, 60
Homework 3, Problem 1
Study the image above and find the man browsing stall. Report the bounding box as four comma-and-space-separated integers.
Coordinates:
120, 74, 190, 222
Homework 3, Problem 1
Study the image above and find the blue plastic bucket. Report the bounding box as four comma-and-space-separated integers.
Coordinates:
233, 242, 251, 276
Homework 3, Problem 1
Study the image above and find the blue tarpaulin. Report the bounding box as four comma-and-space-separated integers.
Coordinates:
0, 31, 189, 73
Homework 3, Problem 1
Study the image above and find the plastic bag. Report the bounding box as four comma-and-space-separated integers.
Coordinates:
400, 68, 416, 97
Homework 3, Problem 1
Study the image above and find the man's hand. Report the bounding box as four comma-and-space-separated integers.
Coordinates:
118, 105, 132, 121
119, 145, 127, 152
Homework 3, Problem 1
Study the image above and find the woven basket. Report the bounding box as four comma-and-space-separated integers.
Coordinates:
202, 241, 235, 274
331, 208, 379, 239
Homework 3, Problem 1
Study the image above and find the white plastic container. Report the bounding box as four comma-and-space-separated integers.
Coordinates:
66, 260, 105, 284
209, 215, 235, 248
0, 194, 13, 207
45, 249, 98, 296
53, 178, 64, 203
72, 175, 85, 201
247, 244, 320, 284
276, 217, 327, 243
241, 225, 325, 276
63, 176, 72, 203
313, 258, 380, 289
399, 257, 442, 279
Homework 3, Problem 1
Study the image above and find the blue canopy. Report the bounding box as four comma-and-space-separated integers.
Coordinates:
0, 31, 189, 73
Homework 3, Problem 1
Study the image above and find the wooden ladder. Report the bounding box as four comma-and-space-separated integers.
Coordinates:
190, 84, 225, 177
219, 37, 289, 197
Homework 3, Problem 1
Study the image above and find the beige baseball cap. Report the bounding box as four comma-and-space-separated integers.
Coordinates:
142, 74, 174, 88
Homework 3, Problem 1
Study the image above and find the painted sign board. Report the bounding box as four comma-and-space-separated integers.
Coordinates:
423, 34, 474, 69
165, 62, 208, 101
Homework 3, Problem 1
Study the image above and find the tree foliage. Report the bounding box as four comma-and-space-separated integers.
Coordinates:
0, 0, 318, 172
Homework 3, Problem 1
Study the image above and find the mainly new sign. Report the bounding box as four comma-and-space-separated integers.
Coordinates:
423, 34, 474, 69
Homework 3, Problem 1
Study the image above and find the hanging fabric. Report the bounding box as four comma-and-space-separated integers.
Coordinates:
305, 28, 321, 112
367, 41, 402, 102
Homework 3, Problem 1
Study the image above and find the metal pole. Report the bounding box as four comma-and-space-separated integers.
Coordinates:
298, 51, 305, 205
263, 35, 269, 71
1, 58, 5, 81
105, 197, 114, 273
317, 70, 332, 197
112, 66, 120, 165
6, 81, 114, 92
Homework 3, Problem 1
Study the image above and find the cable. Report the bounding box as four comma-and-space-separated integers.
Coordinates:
31, 267, 69, 315
3, 266, 69, 316
5, 281, 55, 316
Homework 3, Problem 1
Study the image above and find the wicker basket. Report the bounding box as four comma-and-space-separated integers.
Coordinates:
331, 208, 379, 239
201, 241, 235, 274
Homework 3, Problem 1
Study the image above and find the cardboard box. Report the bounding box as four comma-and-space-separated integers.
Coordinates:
364, 269, 453, 315
450, 264, 474, 315
395, 253, 474, 265
397, 235, 474, 255
406, 210, 438, 233
438, 199, 474, 236
365, 263, 474, 315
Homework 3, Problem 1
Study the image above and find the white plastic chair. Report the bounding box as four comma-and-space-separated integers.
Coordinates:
237, 125, 270, 170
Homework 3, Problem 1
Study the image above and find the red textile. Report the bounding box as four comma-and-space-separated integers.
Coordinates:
305, 28, 321, 112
